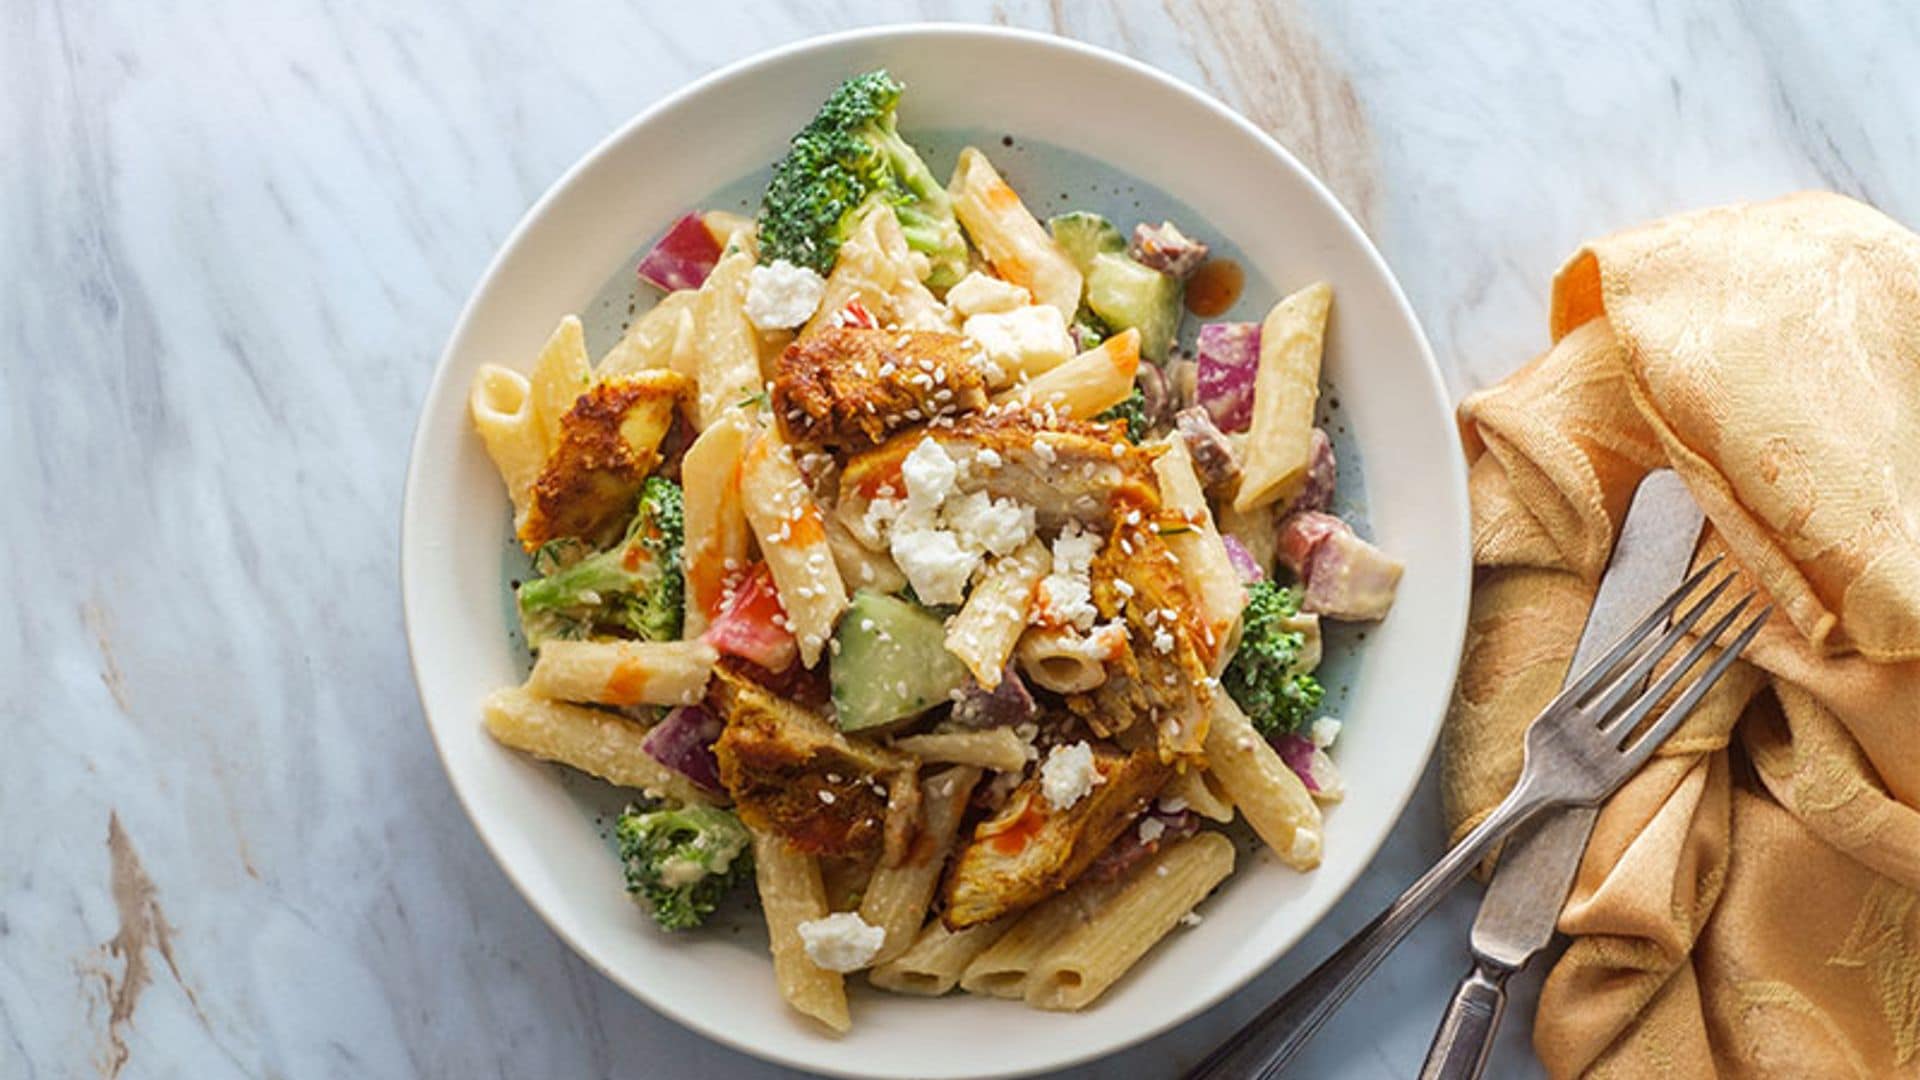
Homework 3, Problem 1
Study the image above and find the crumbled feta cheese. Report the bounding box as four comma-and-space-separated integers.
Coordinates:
946, 272, 1033, 317
1040, 741, 1104, 810
976, 448, 1004, 470
1052, 524, 1100, 576
1137, 817, 1167, 844
796, 912, 886, 973
944, 490, 1036, 556
901, 437, 960, 511
1290, 827, 1323, 865
1311, 717, 1343, 749
744, 259, 826, 330
891, 525, 981, 606
1179, 911, 1204, 928
1037, 524, 1102, 630
963, 306, 1074, 376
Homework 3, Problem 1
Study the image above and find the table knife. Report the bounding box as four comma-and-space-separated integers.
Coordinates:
1418, 469, 1705, 1080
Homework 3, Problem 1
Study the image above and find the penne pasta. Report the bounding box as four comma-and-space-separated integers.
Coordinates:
751, 829, 851, 1033
526, 639, 717, 708
1024, 832, 1235, 1010
596, 290, 697, 380
890, 729, 1032, 774
1014, 625, 1122, 694
819, 853, 877, 914
691, 250, 765, 429
738, 428, 848, 666
959, 877, 1121, 999
947, 147, 1082, 319
481, 686, 718, 806
529, 314, 593, 456
468, 364, 545, 525
826, 513, 909, 595
992, 328, 1140, 421
1202, 694, 1323, 869
679, 409, 759, 636
869, 918, 1014, 997
1164, 767, 1237, 824
945, 540, 1048, 687
800, 203, 955, 340
859, 767, 982, 966
1236, 282, 1332, 512
1153, 437, 1247, 663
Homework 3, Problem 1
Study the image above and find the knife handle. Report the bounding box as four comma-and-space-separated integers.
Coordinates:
1418, 961, 1510, 1080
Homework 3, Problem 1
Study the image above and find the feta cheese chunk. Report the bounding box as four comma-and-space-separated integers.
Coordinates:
744, 259, 827, 330
943, 490, 1036, 557
901, 436, 960, 511
963, 305, 1074, 379
1311, 716, 1343, 748
890, 524, 981, 606
1040, 740, 1105, 810
796, 912, 885, 973
946, 271, 1033, 317
1037, 523, 1102, 630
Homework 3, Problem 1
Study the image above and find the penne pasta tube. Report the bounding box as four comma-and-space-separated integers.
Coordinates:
826, 513, 909, 595
469, 364, 545, 524
596, 290, 696, 380
691, 250, 764, 429
481, 686, 718, 806
751, 829, 850, 1033
947, 147, 1082, 319
1152, 437, 1247, 662
1014, 625, 1124, 694
945, 540, 1048, 687
960, 877, 1122, 999
1236, 282, 1332, 512
860, 767, 982, 966
1202, 694, 1323, 869
679, 409, 758, 635
801, 203, 954, 340
890, 729, 1032, 774
992, 328, 1140, 421
529, 314, 593, 455
868, 918, 1014, 997
1164, 767, 1237, 824
1024, 832, 1235, 1010
739, 429, 848, 666
526, 639, 717, 708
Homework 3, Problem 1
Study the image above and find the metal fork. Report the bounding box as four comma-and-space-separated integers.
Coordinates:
1186, 560, 1770, 1080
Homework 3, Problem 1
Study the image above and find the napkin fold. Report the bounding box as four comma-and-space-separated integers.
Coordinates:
1444, 192, 1920, 1077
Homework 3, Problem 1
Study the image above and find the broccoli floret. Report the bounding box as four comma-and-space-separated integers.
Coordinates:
616, 804, 752, 931
756, 70, 968, 287
1096, 384, 1148, 443
1222, 580, 1325, 736
517, 477, 685, 649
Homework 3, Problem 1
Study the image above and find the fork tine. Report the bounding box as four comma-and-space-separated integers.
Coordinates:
1601, 591, 1753, 740
1546, 557, 1725, 711
1612, 606, 1770, 773
1581, 573, 1737, 721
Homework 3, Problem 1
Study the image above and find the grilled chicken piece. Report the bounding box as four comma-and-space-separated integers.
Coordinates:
942, 742, 1171, 928
711, 665, 916, 860
773, 327, 991, 452
518, 371, 689, 549
1066, 521, 1217, 758
836, 409, 1162, 543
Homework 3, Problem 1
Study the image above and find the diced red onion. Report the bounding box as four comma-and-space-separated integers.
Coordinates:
1290, 428, 1337, 514
636, 212, 723, 292
1195, 322, 1261, 432
1222, 535, 1264, 584
950, 668, 1037, 728
1271, 733, 1322, 793
641, 704, 724, 792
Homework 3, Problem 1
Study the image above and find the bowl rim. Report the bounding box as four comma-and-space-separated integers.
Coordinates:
401, 21, 1470, 1078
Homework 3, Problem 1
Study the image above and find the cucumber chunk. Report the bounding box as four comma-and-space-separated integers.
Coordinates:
830, 590, 969, 732
1048, 212, 1126, 271
1086, 251, 1183, 363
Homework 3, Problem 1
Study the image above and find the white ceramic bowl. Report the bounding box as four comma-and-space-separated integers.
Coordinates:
403, 24, 1469, 1079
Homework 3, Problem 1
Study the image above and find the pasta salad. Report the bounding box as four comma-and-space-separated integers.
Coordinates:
466, 70, 1403, 1032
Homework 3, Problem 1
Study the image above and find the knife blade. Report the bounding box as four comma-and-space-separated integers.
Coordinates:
1419, 469, 1705, 1080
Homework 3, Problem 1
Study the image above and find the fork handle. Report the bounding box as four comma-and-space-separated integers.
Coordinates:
1183, 779, 1551, 1080
1418, 961, 1510, 1080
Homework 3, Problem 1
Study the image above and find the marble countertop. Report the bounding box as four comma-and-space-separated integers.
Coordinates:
9, 2, 1917, 1077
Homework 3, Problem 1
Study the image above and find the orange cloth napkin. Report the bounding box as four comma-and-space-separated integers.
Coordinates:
1444, 191, 1920, 1077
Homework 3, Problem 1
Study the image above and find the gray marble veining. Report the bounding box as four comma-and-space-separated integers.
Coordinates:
6, 2, 1917, 1077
